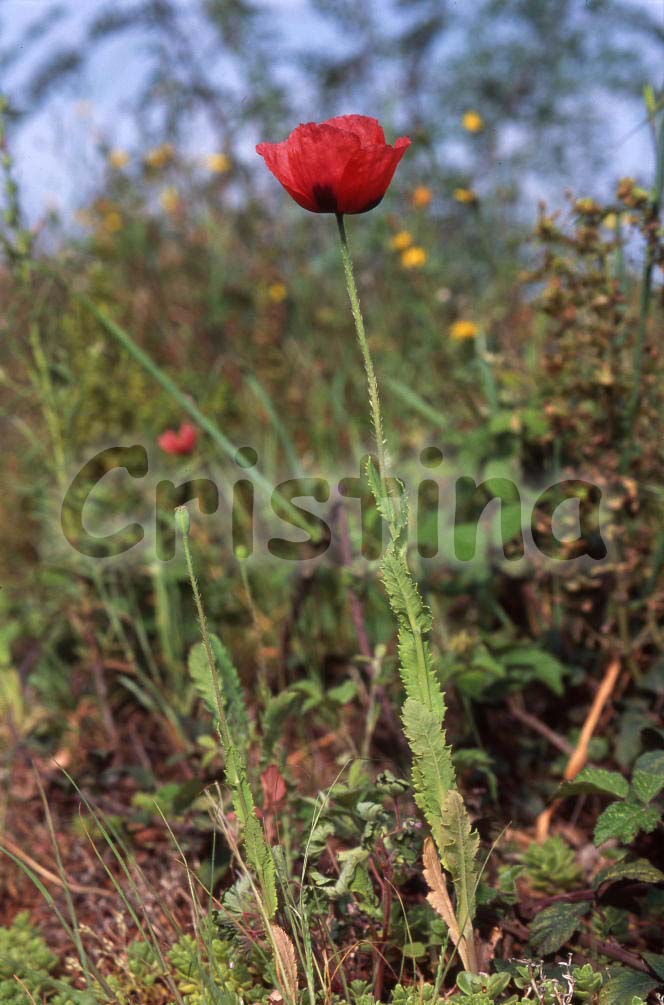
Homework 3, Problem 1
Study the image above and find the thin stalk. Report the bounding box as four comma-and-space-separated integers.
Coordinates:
177, 507, 232, 751
335, 214, 433, 710
336, 213, 395, 531
334, 213, 478, 972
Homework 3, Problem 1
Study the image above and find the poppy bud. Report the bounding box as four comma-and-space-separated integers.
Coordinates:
158, 422, 198, 455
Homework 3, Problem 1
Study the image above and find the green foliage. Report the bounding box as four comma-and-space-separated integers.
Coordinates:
560, 751, 664, 858
168, 930, 265, 1005
182, 526, 277, 922
380, 530, 480, 963
0, 911, 59, 1004
631, 750, 664, 803
524, 836, 583, 894
529, 901, 588, 956
0, 912, 97, 1005
593, 858, 664, 890
598, 968, 659, 1005
594, 801, 659, 845
188, 632, 250, 741
2, 14, 664, 1001
559, 768, 629, 800
441, 960, 607, 1003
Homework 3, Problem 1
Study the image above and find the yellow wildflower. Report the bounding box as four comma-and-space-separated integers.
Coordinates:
102, 211, 123, 234
454, 187, 477, 204
463, 110, 484, 133
145, 143, 175, 169
450, 319, 478, 341
268, 282, 288, 303
401, 246, 428, 269
603, 212, 619, 230
391, 230, 413, 251
205, 152, 231, 173
109, 149, 129, 169
160, 186, 181, 215
412, 185, 433, 208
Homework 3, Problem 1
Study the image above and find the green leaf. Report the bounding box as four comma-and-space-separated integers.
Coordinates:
328, 680, 358, 704
559, 766, 629, 800
594, 857, 664, 890
643, 952, 664, 982
594, 801, 660, 845
188, 633, 249, 740
438, 790, 480, 941
529, 901, 587, 955
631, 750, 664, 803
381, 543, 447, 721
382, 546, 433, 635
599, 968, 659, 1005
187, 635, 276, 919
402, 941, 426, 959
326, 847, 369, 899
503, 645, 569, 696
402, 697, 455, 833
261, 689, 299, 757
365, 456, 408, 532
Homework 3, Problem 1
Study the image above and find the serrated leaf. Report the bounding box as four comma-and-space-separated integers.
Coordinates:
559, 766, 629, 800
438, 790, 480, 971
270, 925, 298, 1005
365, 456, 408, 531
423, 837, 461, 949
529, 901, 587, 955
594, 800, 660, 846
241, 812, 278, 917
382, 546, 433, 634
631, 750, 664, 803
188, 633, 249, 740
594, 857, 664, 890
423, 831, 478, 973
402, 697, 455, 832
599, 968, 659, 1004
186, 626, 277, 918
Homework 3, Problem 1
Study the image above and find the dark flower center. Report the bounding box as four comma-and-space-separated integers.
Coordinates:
312, 183, 338, 212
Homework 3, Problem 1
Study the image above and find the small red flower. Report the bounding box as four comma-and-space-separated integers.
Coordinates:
158, 422, 198, 455
257, 115, 410, 215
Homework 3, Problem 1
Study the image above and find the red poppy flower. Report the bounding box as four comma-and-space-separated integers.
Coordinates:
158, 422, 198, 455
256, 115, 410, 215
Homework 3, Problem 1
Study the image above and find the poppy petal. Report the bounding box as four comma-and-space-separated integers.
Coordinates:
286, 123, 361, 213
178, 423, 198, 453
324, 114, 386, 145
257, 118, 410, 214
158, 430, 180, 454
256, 139, 317, 211
337, 137, 411, 214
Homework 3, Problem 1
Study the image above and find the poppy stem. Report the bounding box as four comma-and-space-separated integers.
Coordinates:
335, 212, 394, 529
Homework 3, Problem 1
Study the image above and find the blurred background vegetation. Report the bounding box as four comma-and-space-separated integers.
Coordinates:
1, 1, 664, 1001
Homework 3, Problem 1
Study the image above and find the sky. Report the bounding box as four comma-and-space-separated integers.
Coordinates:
1, 0, 663, 224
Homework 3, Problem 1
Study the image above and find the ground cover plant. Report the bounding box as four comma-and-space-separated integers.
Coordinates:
1, 4, 664, 1003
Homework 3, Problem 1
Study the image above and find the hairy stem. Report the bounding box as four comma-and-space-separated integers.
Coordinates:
336, 212, 395, 530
